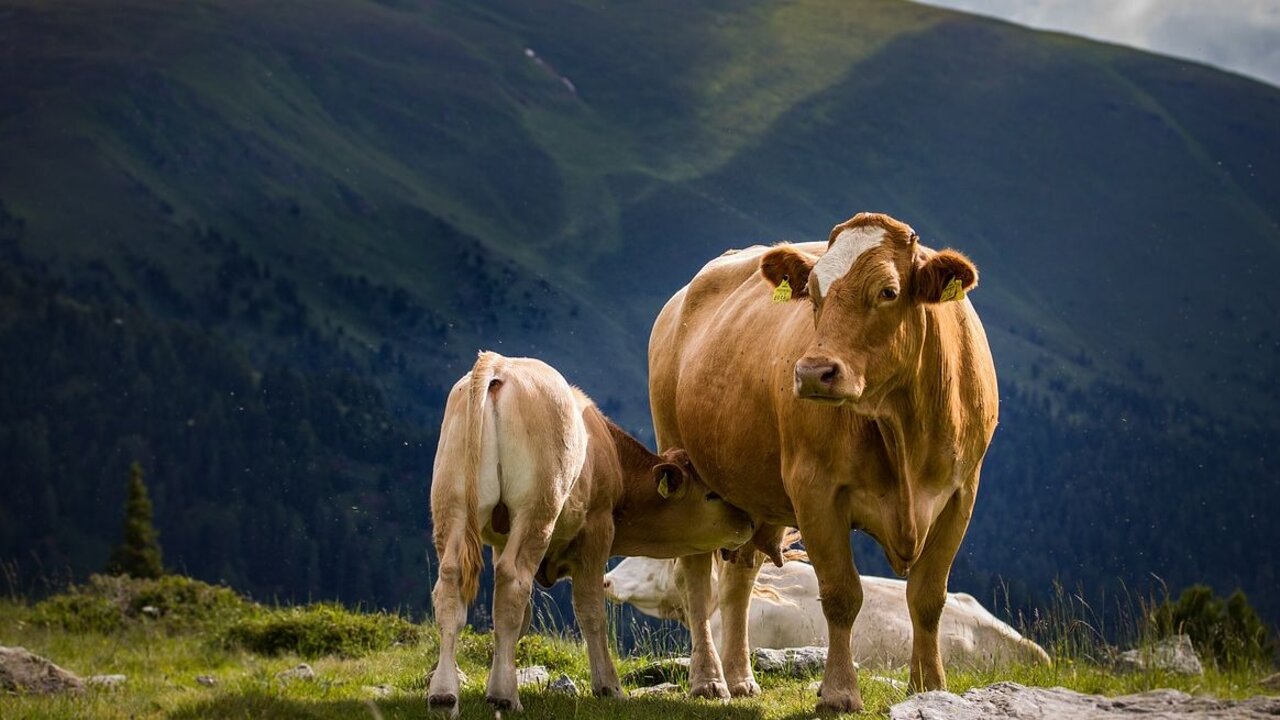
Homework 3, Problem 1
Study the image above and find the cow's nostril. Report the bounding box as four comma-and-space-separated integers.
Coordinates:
819, 366, 838, 383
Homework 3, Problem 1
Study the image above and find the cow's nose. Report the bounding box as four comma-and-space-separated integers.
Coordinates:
795, 357, 841, 396
602, 578, 613, 595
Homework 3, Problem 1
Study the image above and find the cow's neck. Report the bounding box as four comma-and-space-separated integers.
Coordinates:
874, 307, 963, 481
599, 415, 662, 514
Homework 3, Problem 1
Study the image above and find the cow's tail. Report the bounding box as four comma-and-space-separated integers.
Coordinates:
458, 351, 499, 604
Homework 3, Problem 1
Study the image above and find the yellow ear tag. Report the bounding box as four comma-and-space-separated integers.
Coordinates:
772, 278, 792, 303
657, 472, 672, 499
939, 277, 965, 303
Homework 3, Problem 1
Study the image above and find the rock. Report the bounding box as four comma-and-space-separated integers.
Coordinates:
362, 684, 394, 698
0, 646, 85, 695
622, 657, 690, 686
426, 665, 469, 687
548, 674, 579, 695
140, 605, 160, 618
515, 665, 549, 687
630, 682, 681, 696
195, 675, 217, 687
889, 681, 1280, 719
868, 675, 909, 692
277, 663, 316, 681
753, 646, 830, 676
86, 674, 127, 689
1262, 672, 1280, 692
1116, 635, 1204, 676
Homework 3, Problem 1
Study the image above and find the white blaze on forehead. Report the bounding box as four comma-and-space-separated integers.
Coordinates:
811, 225, 888, 297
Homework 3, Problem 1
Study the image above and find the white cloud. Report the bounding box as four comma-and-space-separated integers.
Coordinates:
916, 0, 1280, 87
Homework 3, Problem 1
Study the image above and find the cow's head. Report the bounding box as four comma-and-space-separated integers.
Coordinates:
603, 556, 682, 621
760, 212, 978, 411
623, 448, 756, 556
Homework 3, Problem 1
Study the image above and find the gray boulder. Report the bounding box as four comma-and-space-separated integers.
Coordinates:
889, 681, 1280, 719
548, 674, 579, 695
86, 674, 127, 689
630, 682, 681, 696
0, 646, 84, 695
622, 657, 690, 686
1116, 635, 1204, 676
1262, 672, 1280, 692
515, 665, 550, 687
277, 663, 316, 681
753, 646, 830, 676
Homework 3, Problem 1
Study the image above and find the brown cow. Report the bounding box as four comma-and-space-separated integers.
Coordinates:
428, 351, 755, 714
649, 212, 999, 712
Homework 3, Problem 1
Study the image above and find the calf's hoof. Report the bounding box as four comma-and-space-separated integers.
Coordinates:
486, 694, 523, 713
427, 693, 459, 717
594, 684, 625, 698
689, 679, 730, 700
729, 679, 761, 697
816, 691, 864, 714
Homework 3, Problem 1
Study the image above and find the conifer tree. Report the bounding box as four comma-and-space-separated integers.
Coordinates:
107, 462, 164, 579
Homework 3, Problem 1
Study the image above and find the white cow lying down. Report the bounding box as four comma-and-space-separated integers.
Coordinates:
604, 556, 1051, 669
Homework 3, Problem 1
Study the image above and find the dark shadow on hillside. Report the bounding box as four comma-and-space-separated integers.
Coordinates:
167, 689, 769, 720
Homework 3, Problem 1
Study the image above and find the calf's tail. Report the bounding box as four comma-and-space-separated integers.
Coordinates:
458, 351, 499, 604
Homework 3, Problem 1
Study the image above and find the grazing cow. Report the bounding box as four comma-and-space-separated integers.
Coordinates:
604, 555, 1051, 668
428, 351, 755, 714
649, 212, 999, 711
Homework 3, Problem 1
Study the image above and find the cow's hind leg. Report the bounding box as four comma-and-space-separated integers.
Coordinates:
570, 517, 622, 698
486, 517, 555, 712
428, 523, 470, 716
797, 502, 864, 713
907, 488, 975, 692
677, 552, 730, 699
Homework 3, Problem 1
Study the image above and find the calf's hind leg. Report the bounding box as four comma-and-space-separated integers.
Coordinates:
486, 518, 556, 712
427, 523, 470, 716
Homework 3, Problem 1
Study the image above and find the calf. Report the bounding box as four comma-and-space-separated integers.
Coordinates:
428, 351, 755, 714
604, 555, 1051, 668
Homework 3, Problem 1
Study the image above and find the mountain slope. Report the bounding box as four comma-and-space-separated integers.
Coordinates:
1, 0, 1278, 620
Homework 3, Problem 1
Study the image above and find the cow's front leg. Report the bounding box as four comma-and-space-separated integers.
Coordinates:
676, 552, 729, 699
570, 519, 623, 698
907, 487, 975, 692
797, 501, 863, 713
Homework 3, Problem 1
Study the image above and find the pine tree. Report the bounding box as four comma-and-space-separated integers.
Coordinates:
107, 462, 164, 579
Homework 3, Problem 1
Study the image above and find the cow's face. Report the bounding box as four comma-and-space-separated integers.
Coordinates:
643, 448, 756, 553
602, 556, 681, 620
760, 212, 978, 411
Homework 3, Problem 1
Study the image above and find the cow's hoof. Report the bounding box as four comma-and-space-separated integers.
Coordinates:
427, 692, 459, 717
594, 684, 625, 698
729, 679, 761, 697
689, 680, 730, 700
486, 694, 523, 713
816, 691, 864, 713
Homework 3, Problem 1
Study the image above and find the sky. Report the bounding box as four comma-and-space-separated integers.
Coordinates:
917, 0, 1280, 88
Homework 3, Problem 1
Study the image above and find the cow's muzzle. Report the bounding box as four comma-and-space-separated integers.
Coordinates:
794, 356, 863, 402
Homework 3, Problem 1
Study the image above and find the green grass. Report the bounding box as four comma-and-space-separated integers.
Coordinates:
2, 589, 1275, 720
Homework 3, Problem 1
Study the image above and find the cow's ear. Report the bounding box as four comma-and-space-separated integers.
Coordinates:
653, 462, 688, 500
760, 247, 814, 300
914, 249, 978, 304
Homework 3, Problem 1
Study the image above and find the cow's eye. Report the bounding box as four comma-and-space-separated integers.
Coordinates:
705, 492, 722, 501
879, 287, 899, 301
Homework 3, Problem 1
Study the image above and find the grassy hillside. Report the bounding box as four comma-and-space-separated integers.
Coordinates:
0, 578, 1274, 720
1, 0, 1279, 622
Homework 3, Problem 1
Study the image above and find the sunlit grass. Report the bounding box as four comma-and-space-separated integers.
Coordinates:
2, 592, 1275, 720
